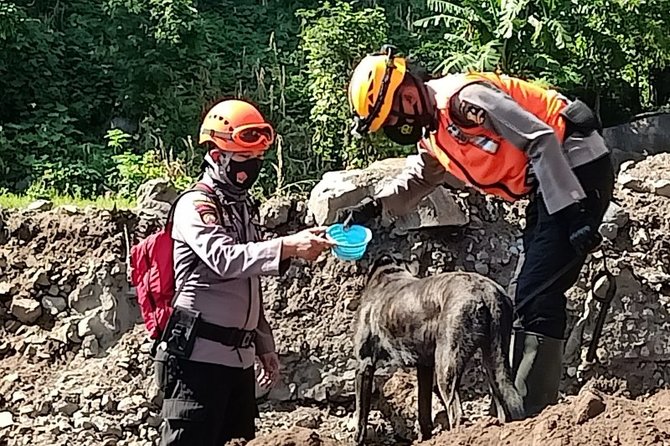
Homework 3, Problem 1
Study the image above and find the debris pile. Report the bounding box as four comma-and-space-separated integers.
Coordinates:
0, 153, 669, 445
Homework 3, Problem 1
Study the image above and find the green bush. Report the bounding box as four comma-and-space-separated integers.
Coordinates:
0, 0, 668, 203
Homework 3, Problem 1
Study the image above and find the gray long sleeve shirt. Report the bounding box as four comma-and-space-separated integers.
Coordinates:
170, 173, 282, 368
377, 77, 610, 216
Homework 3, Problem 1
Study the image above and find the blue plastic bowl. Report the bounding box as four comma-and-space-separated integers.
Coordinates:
326, 223, 373, 261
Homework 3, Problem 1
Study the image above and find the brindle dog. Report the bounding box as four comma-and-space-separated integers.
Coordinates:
353, 253, 523, 444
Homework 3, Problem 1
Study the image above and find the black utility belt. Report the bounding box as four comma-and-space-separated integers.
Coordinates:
161, 306, 256, 358
197, 320, 257, 349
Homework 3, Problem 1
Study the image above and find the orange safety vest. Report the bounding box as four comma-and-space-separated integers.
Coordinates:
421, 72, 568, 202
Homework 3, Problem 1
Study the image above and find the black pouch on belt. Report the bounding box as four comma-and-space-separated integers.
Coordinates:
560, 99, 602, 136
160, 306, 201, 359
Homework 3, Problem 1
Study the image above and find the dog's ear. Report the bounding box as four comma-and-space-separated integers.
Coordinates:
369, 253, 397, 272
367, 251, 410, 281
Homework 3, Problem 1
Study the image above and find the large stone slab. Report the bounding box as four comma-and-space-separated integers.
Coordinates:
603, 113, 670, 157
307, 158, 468, 230
135, 179, 178, 219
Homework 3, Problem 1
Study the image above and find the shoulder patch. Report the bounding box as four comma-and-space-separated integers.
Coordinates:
193, 196, 220, 225
459, 100, 487, 126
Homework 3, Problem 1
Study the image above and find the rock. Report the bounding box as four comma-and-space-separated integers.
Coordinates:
27, 199, 54, 211
117, 395, 144, 412
19, 404, 35, 416
618, 173, 647, 192
307, 158, 467, 229
50, 320, 80, 344
12, 390, 27, 402
82, 335, 99, 358
0, 340, 11, 356
135, 179, 178, 218
260, 196, 292, 229
30, 268, 50, 287
0, 411, 13, 429
78, 314, 105, 339
100, 395, 117, 412
474, 262, 489, 275
602, 201, 629, 227
59, 205, 79, 215
37, 401, 52, 416
573, 390, 606, 424
603, 113, 670, 158
293, 407, 323, 429
599, 222, 618, 241
0, 281, 15, 299
652, 179, 670, 197
5, 319, 21, 333
42, 296, 67, 315
54, 402, 79, 417
47, 285, 60, 296
72, 411, 95, 430
10, 297, 42, 324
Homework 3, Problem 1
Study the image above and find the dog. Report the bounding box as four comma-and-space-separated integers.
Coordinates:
353, 253, 524, 444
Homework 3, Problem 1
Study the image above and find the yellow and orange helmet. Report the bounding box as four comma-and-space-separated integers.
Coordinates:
348, 45, 407, 136
199, 99, 275, 152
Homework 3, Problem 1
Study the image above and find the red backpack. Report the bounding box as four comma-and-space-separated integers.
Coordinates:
129, 182, 219, 339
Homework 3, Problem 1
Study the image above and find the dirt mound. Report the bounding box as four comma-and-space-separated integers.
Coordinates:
244, 427, 339, 446
243, 387, 670, 446
419, 387, 670, 446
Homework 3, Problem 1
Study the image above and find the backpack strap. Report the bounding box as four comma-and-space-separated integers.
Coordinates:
168, 182, 216, 306
168, 181, 236, 306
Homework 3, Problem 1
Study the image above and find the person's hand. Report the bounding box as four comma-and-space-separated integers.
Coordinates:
281, 227, 334, 261
562, 202, 602, 255
569, 220, 602, 255
257, 352, 280, 389
334, 197, 381, 227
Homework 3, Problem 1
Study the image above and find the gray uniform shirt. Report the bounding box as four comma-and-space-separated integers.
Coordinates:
170, 175, 282, 368
378, 76, 610, 216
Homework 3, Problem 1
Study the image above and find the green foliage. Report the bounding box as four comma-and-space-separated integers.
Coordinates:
418, 0, 670, 120
105, 130, 193, 198
297, 1, 388, 169
0, 0, 669, 204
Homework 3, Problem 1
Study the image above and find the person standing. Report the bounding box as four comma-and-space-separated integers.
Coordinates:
156, 98, 333, 445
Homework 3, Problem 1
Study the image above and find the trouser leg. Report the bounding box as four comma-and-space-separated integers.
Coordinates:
220, 365, 258, 443
159, 355, 251, 446
511, 153, 615, 417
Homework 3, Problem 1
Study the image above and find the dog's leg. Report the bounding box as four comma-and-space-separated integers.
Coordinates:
483, 362, 507, 422
482, 304, 524, 422
416, 364, 434, 440
355, 361, 375, 446
435, 338, 468, 430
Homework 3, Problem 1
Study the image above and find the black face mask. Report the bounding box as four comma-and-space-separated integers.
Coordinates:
225, 158, 263, 189
383, 120, 425, 145
382, 73, 434, 146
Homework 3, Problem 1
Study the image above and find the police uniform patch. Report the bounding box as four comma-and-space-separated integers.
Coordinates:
459, 101, 487, 126
194, 198, 220, 225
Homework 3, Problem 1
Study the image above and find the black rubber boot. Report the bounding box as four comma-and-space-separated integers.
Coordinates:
510, 330, 564, 418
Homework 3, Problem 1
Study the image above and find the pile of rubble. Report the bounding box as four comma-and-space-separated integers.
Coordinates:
0, 151, 668, 446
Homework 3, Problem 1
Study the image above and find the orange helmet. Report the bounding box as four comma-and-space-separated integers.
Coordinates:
199, 99, 275, 152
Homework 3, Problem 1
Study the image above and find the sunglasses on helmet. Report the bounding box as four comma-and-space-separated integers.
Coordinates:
202, 123, 275, 149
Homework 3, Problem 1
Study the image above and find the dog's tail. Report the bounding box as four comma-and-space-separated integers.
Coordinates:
484, 290, 525, 421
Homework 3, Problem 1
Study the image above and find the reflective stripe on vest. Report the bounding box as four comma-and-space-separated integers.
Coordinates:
421, 72, 568, 202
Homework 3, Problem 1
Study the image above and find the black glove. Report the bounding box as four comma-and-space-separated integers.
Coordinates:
562, 202, 602, 255
334, 197, 381, 227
